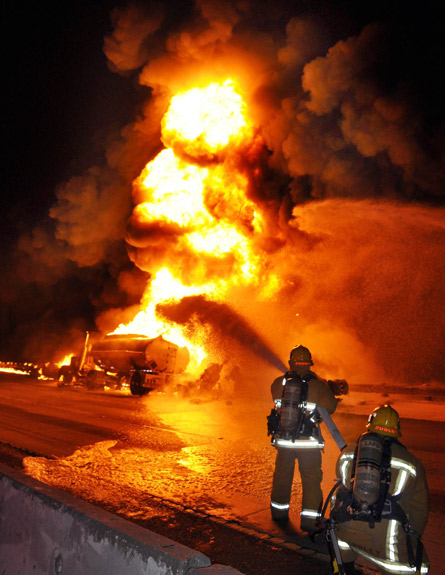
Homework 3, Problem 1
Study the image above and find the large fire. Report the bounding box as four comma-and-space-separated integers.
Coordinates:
3, 5, 443, 390
162, 80, 254, 159
111, 79, 273, 373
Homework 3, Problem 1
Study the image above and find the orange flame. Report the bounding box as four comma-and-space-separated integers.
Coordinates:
58, 354, 74, 367
114, 79, 273, 372
0, 364, 30, 376
161, 79, 254, 160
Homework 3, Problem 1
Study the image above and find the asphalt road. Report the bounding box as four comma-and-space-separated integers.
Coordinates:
0, 372, 443, 575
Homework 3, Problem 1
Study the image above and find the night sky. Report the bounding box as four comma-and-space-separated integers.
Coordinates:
2, 1, 146, 359
1, 1, 443, 381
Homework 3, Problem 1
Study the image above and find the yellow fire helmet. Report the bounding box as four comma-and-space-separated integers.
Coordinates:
367, 404, 401, 438
289, 345, 313, 367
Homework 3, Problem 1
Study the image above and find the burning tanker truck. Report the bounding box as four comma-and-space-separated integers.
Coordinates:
57, 332, 190, 396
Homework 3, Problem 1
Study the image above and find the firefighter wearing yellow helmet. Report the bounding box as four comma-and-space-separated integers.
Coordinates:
329, 405, 430, 575
367, 404, 402, 437
268, 345, 339, 533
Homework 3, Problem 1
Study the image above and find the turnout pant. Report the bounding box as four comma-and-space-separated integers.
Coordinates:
271, 446, 323, 531
336, 519, 430, 575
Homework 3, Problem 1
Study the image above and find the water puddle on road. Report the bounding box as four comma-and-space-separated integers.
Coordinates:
22, 397, 279, 521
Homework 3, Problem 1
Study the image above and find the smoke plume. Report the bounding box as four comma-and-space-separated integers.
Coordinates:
2, 1, 443, 387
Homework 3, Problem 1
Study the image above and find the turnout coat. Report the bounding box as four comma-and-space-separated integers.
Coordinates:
270, 369, 337, 531
333, 438, 430, 574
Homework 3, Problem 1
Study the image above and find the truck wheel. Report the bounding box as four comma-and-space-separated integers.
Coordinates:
58, 365, 73, 386
130, 372, 149, 396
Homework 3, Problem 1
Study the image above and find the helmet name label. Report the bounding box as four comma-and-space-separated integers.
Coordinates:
374, 425, 397, 435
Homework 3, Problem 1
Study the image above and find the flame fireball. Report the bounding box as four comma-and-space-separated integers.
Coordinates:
111, 79, 273, 372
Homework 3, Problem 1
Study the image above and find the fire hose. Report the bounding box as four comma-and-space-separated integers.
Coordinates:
315, 408, 348, 573
317, 406, 347, 451
306, 479, 346, 574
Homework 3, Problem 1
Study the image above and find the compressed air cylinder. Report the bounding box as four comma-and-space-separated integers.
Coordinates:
353, 432, 384, 508
280, 378, 302, 432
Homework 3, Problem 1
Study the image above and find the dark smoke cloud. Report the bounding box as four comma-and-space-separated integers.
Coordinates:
1, 1, 443, 387
289, 23, 443, 201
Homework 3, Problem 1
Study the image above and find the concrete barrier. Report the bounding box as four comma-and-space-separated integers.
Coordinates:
0, 463, 244, 575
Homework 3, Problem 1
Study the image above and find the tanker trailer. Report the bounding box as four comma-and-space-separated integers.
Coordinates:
89, 333, 190, 396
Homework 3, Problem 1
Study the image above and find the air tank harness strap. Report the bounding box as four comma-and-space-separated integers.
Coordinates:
407, 530, 425, 575
372, 436, 393, 523
383, 497, 425, 574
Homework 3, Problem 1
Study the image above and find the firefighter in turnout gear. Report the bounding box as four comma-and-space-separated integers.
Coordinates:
268, 345, 338, 532
329, 405, 430, 575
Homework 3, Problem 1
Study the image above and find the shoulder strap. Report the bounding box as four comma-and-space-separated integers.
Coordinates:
372, 438, 392, 522
383, 495, 425, 572
300, 376, 309, 404
350, 440, 360, 481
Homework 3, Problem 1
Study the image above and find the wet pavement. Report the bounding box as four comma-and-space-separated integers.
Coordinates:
0, 441, 363, 575
0, 375, 442, 574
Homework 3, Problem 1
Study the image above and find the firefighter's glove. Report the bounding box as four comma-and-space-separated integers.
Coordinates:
267, 409, 280, 436
328, 379, 349, 396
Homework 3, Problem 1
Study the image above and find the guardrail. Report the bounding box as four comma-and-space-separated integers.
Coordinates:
0, 463, 244, 575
